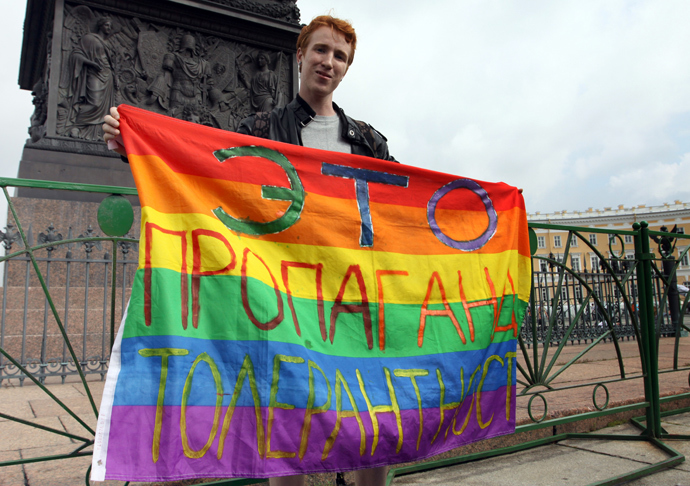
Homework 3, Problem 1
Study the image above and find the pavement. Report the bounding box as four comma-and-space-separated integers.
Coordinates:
392, 416, 690, 485
2, 337, 690, 485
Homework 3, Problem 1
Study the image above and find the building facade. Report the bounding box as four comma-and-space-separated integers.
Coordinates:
528, 201, 690, 285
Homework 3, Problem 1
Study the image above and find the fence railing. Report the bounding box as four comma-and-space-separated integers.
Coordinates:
0, 237, 137, 385
2, 178, 690, 486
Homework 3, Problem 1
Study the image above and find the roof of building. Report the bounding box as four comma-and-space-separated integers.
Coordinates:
528, 201, 690, 225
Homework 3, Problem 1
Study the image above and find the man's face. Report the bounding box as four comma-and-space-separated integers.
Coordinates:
297, 26, 351, 100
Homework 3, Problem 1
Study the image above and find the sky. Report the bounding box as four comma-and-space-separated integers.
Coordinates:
2, 0, 690, 215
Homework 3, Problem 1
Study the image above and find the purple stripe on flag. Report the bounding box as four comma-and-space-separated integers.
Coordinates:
104, 387, 514, 481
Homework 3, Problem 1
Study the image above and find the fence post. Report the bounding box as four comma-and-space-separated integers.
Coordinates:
634, 221, 661, 437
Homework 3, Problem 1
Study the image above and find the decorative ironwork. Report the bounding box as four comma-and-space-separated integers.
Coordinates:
527, 393, 548, 423
0, 222, 20, 250
592, 383, 610, 411
37, 223, 63, 250
117, 232, 139, 255
78, 225, 102, 253
1, 177, 690, 485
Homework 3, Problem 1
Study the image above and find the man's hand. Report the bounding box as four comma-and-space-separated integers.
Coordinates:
102, 106, 127, 157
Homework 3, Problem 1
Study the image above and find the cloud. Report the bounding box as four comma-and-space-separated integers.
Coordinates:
4, 0, 690, 216
300, 0, 690, 212
609, 152, 690, 204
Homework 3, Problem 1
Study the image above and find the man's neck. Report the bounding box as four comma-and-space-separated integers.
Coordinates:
299, 90, 336, 116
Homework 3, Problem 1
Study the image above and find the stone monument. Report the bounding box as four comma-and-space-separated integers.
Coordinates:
17, 0, 301, 206
4, 0, 304, 385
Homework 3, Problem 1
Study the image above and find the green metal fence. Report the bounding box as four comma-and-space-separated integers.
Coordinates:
389, 222, 690, 485
1, 178, 689, 485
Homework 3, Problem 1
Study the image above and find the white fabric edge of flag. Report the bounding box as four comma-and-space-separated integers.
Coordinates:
90, 302, 129, 482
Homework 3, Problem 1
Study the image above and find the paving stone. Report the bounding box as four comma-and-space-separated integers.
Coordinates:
59, 409, 99, 437
663, 413, 690, 428
2, 380, 89, 401
392, 444, 656, 485
656, 439, 690, 473
559, 434, 668, 465
0, 417, 73, 452
29, 395, 100, 421
0, 391, 35, 422
624, 466, 690, 485
21, 444, 93, 486
654, 415, 690, 473
0, 451, 25, 486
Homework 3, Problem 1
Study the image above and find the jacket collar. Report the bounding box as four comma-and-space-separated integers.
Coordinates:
291, 94, 316, 127
291, 95, 365, 144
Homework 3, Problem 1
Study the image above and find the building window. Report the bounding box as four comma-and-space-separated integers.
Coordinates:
561, 286, 568, 299
537, 236, 546, 249
624, 234, 633, 244
678, 227, 685, 234
574, 286, 583, 300
625, 253, 635, 260
590, 255, 599, 271
540, 260, 549, 272
554, 235, 562, 248
570, 235, 578, 247
571, 255, 581, 272
681, 249, 689, 267
589, 233, 597, 245
541, 288, 549, 301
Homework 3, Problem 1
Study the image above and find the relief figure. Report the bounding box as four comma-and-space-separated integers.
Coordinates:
250, 52, 278, 112
145, 53, 174, 110
169, 35, 214, 116
60, 17, 117, 140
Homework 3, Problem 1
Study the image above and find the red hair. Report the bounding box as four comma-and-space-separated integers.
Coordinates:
297, 15, 357, 66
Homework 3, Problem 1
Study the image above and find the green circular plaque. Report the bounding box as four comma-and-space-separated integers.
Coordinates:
98, 195, 134, 237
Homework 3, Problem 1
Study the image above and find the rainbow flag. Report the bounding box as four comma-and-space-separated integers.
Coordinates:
91, 104, 530, 482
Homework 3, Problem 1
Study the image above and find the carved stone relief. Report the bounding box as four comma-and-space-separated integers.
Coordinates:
29, 76, 49, 143
28, 33, 52, 143
42, 3, 294, 143
205, 0, 300, 24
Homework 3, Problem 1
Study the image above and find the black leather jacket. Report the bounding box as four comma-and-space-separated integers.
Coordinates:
237, 95, 396, 162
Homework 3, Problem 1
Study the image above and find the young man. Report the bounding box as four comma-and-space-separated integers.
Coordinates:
235, 15, 395, 163
103, 15, 391, 486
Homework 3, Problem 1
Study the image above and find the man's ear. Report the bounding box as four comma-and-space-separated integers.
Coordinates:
296, 48, 303, 64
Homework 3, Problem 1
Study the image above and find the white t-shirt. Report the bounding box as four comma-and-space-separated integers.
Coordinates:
300, 115, 351, 154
